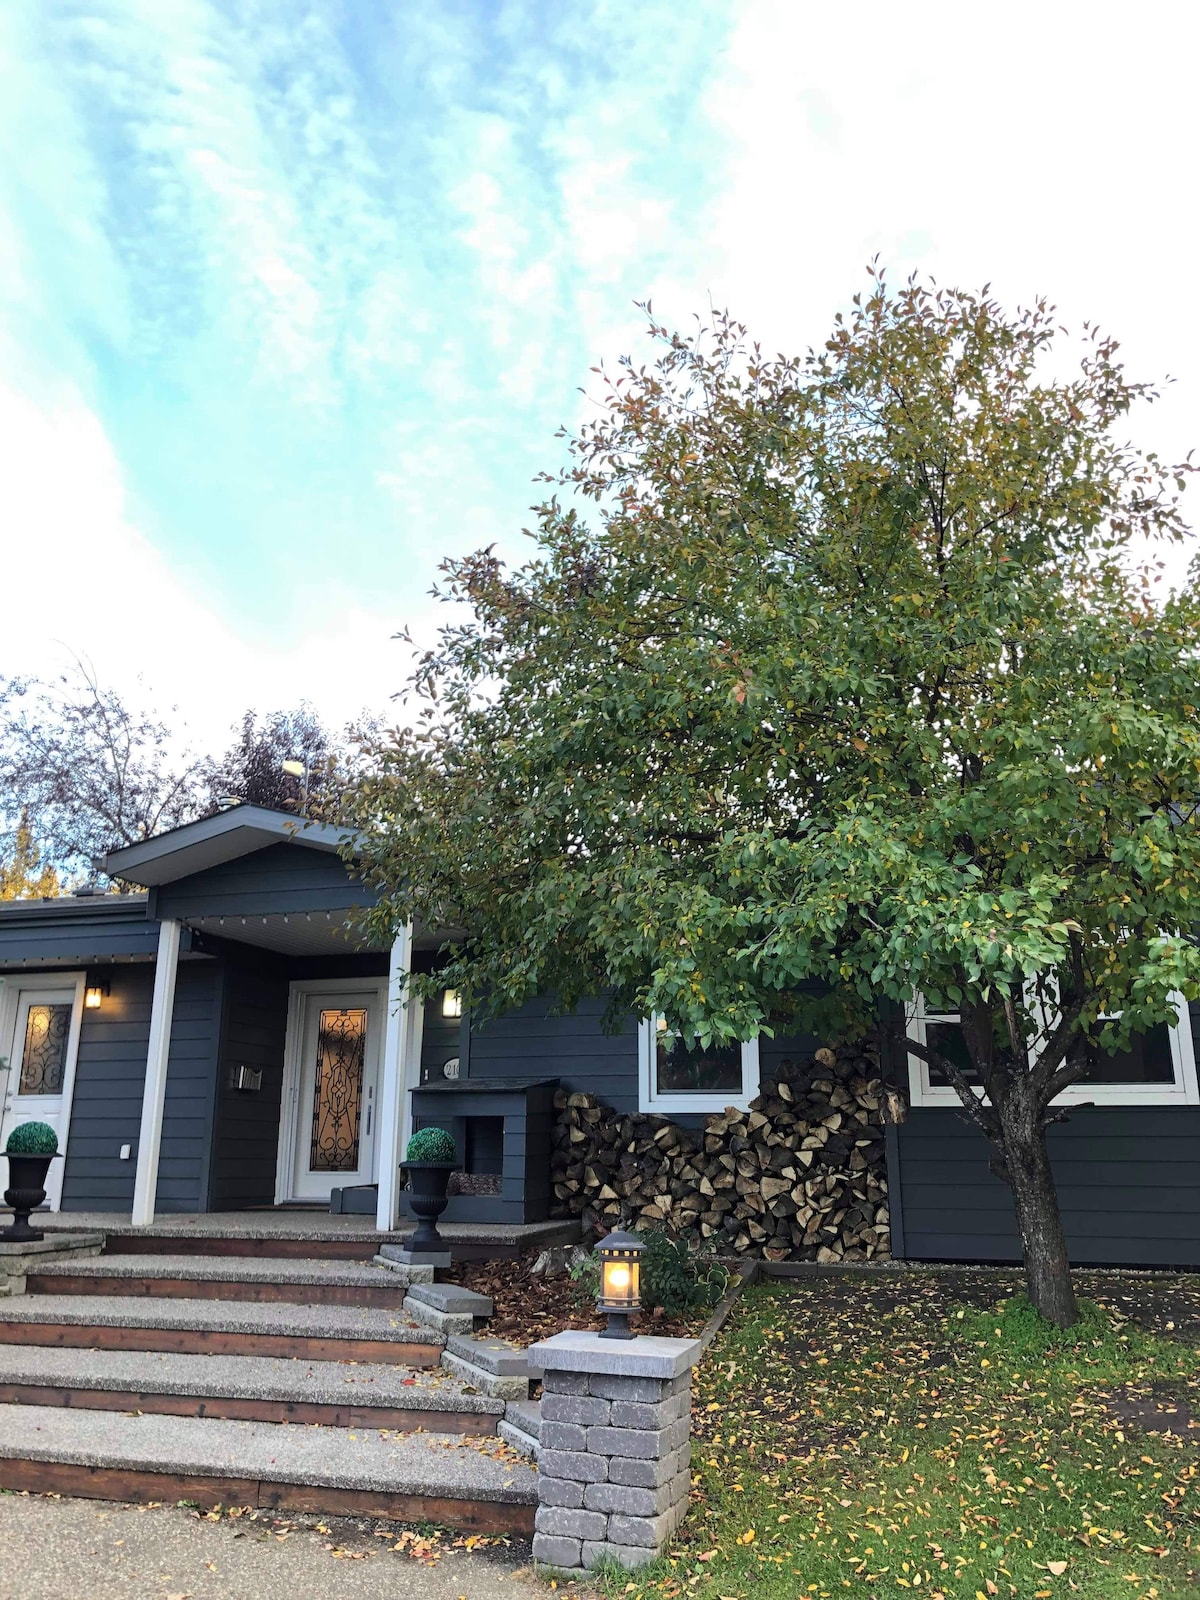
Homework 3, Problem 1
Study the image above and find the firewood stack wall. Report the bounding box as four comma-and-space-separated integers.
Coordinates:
549, 1045, 890, 1262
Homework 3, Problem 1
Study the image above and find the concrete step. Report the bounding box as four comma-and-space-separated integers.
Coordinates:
0, 1343, 504, 1432
499, 1398, 541, 1459
0, 1404, 537, 1532
0, 1294, 445, 1365
403, 1282, 494, 1336
27, 1253, 409, 1309
441, 1334, 530, 1400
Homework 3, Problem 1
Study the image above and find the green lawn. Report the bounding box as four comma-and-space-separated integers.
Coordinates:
601, 1274, 1200, 1600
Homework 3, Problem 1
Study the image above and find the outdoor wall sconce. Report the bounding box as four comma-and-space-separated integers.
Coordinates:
84, 982, 109, 1010
442, 988, 463, 1019
595, 1229, 644, 1340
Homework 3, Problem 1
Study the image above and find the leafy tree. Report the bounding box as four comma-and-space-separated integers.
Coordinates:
0, 809, 61, 899
205, 705, 369, 821
349, 274, 1200, 1326
0, 660, 207, 885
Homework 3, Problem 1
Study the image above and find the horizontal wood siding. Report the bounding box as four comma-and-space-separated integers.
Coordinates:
209, 964, 290, 1210
0, 906, 161, 965
420, 1009, 461, 1085
467, 996, 640, 1111
60, 963, 221, 1215
892, 1001, 1200, 1267
156, 843, 375, 921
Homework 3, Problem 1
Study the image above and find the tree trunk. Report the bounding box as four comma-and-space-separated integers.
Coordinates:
1003, 1112, 1078, 1327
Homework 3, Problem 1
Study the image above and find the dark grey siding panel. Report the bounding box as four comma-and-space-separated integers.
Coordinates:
467, 996, 640, 1112
894, 1105, 1200, 1267
157, 843, 375, 921
209, 964, 290, 1210
894, 999, 1200, 1268
759, 1027, 823, 1077
420, 1007, 461, 1085
0, 906, 161, 966
61, 962, 221, 1215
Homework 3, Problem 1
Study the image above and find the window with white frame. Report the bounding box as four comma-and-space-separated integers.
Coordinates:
638, 1016, 760, 1113
906, 992, 1199, 1107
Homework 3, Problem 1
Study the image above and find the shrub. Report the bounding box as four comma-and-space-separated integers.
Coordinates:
404, 1125, 457, 1163
570, 1228, 731, 1318
5, 1121, 59, 1156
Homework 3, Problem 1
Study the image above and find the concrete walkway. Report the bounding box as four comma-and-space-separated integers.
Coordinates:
0, 1495, 589, 1600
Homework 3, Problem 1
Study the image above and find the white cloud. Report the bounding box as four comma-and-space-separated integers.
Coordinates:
0, 377, 422, 746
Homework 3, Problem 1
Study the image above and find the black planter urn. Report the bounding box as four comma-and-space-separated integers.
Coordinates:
2, 1153, 59, 1242
401, 1160, 458, 1253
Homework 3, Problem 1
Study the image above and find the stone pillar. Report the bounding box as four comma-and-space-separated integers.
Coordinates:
526, 1330, 701, 1572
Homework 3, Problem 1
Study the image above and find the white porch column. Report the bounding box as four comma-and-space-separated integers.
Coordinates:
375, 923, 415, 1232
132, 917, 182, 1227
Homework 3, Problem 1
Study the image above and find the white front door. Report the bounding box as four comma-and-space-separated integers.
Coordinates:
0, 975, 85, 1211
286, 986, 383, 1202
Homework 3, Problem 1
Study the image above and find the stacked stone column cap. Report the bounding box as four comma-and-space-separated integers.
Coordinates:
527, 1331, 701, 1573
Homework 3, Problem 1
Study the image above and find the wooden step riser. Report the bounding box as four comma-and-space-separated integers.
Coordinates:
0, 1457, 534, 1534
0, 1383, 495, 1434
26, 1274, 408, 1309
103, 1237, 382, 1261
0, 1322, 442, 1366
99, 1237, 521, 1263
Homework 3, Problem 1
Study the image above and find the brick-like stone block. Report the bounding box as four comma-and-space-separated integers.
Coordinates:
582, 1541, 655, 1571
606, 1452, 671, 1489
535, 1506, 608, 1540
608, 1510, 679, 1549
539, 1420, 588, 1452
587, 1423, 679, 1459
609, 1389, 691, 1430
538, 1475, 585, 1508
542, 1369, 590, 1395
588, 1372, 685, 1404
608, 1442, 690, 1488
540, 1448, 608, 1483
532, 1533, 582, 1569
584, 1479, 680, 1518
541, 1393, 611, 1426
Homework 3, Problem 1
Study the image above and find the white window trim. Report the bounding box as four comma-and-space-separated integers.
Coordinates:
906, 991, 1199, 1108
638, 1017, 760, 1113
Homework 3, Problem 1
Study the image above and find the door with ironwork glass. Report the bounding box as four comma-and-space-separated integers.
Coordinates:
289, 990, 381, 1201
0, 980, 84, 1210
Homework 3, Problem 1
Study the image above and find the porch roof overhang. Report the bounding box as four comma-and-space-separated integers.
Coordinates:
102, 805, 355, 888
0, 891, 168, 968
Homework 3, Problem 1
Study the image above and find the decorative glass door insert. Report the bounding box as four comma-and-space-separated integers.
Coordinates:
309, 1008, 368, 1172
19, 1004, 72, 1096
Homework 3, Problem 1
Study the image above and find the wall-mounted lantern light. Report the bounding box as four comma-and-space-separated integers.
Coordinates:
84, 982, 109, 1010
595, 1229, 644, 1340
442, 988, 463, 1019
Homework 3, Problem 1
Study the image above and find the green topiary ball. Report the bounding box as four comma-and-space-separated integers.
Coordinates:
6, 1121, 59, 1156
405, 1125, 457, 1163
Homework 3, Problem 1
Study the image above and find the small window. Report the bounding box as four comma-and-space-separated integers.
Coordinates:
638, 1017, 759, 1112
907, 994, 1198, 1107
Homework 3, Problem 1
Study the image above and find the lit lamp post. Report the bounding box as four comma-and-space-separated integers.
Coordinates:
595, 1229, 644, 1340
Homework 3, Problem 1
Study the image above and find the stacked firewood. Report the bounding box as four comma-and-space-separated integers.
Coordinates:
549, 1046, 890, 1262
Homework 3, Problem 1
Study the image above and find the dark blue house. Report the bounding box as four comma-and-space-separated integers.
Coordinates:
1, 805, 1197, 1267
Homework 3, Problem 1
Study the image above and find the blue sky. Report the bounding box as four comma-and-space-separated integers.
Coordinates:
2, 2, 1197, 742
